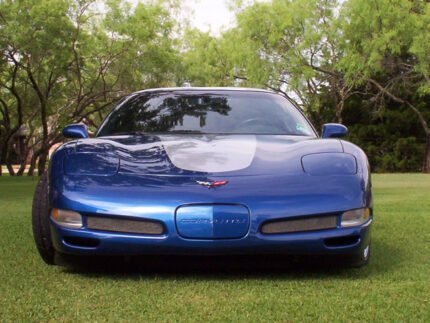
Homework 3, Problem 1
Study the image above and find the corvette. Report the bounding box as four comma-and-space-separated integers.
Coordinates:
32, 87, 372, 267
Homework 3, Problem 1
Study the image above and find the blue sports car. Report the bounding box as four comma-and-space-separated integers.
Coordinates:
32, 87, 372, 267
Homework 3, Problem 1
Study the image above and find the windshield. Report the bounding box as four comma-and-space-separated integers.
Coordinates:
97, 91, 316, 136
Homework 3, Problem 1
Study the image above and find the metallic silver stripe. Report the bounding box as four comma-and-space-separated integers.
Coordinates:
162, 135, 257, 173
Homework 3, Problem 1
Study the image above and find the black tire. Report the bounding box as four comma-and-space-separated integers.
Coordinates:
32, 173, 56, 265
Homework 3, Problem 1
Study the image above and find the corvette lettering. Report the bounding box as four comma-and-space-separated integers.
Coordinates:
179, 218, 247, 224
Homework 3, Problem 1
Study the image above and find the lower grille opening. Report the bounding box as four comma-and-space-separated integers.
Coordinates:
64, 236, 100, 248
86, 216, 165, 235
324, 235, 360, 247
261, 215, 337, 234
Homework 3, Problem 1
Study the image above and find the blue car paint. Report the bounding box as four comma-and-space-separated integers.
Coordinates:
62, 124, 89, 139
64, 153, 119, 176
301, 153, 357, 175
48, 89, 372, 258
321, 123, 349, 138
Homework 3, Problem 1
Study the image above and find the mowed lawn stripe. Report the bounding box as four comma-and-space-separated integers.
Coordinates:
0, 174, 429, 322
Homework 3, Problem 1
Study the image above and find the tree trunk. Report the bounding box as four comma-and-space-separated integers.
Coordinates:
335, 103, 343, 124
0, 133, 2, 176
424, 135, 430, 173
37, 147, 48, 176
0, 145, 2, 176
6, 161, 15, 176
27, 151, 39, 177
17, 146, 31, 176
5, 143, 16, 176
0, 138, 10, 176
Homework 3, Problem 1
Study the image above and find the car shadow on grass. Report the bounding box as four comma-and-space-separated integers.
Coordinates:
60, 239, 400, 280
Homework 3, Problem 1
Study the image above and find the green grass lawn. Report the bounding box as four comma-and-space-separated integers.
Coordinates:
0, 174, 429, 322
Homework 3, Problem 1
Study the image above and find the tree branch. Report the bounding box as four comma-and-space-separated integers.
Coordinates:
368, 78, 430, 135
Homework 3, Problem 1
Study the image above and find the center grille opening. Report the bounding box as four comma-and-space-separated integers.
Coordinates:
261, 215, 337, 234
86, 216, 165, 235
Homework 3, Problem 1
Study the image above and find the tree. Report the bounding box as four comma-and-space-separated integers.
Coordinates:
338, 0, 430, 172
0, 0, 180, 175
221, 0, 353, 126
184, 0, 430, 172
181, 29, 237, 86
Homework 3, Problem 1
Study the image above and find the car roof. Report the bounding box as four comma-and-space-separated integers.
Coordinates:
133, 87, 276, 95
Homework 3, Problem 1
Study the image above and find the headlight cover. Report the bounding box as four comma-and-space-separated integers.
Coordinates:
63, 153, 119, 176
51, 209, 83, 229
341, 208, 371, 227
301, 153, 357, 175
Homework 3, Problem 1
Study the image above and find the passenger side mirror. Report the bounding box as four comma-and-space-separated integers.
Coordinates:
321, 123, 348, 138
63, 124, 89, 139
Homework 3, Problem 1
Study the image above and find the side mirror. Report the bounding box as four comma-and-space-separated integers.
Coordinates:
63, 124, 89, 139
321, 123, 348, 138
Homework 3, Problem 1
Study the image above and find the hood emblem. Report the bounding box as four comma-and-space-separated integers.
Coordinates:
196, 180, 229, 189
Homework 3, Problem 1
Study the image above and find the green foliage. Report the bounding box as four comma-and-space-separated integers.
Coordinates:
338, 0, 430, 171
103, 0, 180, 88
1, 0, 430, 173
345, 104, 426, 172
181, 29, 236, 86
339, 0, 409, 79
182, 0, 430, 172
0, 0, 180, 174
238, 0, 347, 119
411, 4, 430, 95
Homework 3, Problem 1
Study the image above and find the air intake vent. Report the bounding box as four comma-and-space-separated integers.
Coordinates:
261, 215, 337, 234
63, 236, 100, 248
87, 216, 165, 235
324, 235, 360, 247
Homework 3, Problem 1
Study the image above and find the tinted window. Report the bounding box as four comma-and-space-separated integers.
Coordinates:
97, 91, 315, 136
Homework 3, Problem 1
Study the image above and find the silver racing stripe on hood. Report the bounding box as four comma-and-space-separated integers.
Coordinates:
161, 135, 257, 173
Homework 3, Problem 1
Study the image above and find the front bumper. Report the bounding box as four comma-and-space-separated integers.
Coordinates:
50, 217, 372, 257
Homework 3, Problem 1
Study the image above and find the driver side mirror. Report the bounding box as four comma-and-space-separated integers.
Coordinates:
321, 123, 348, 138
63, 124, 89, 139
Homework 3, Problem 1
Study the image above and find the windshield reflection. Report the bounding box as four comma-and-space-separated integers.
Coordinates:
97, 91, 315, 137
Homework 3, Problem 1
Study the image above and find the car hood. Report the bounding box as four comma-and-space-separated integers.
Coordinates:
72, 134, 343, 177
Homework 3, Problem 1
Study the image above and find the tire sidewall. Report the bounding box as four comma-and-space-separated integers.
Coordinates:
32, 172, 56, 265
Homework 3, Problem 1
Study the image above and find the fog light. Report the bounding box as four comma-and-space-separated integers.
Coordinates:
51, 209, 83, 229
341, 208, 370, 227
